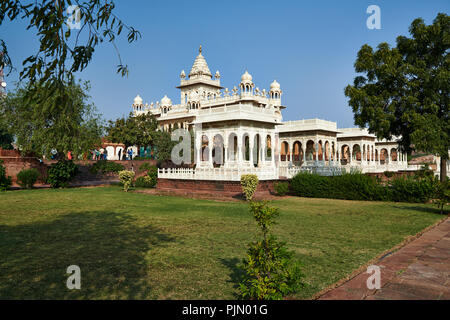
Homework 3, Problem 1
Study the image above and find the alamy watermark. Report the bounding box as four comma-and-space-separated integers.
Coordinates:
66, 5, 81, 30
366, 265, 381, 289
366, 5, 381, 30
66, 265, 81, 290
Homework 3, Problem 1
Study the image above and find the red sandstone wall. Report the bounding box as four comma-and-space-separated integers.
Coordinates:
0, 156, 47, 183
157, 178, 279, 195
365, 170, 417, 182
1, 149, 157, 183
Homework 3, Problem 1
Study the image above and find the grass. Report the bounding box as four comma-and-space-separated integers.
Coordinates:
0, 186, 445, 299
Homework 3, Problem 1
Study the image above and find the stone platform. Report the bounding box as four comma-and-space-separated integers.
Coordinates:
155, 178, 283, 200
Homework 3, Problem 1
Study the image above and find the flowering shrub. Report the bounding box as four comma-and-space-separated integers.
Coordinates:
241, 174, 259, 201
118, 170, 135, 192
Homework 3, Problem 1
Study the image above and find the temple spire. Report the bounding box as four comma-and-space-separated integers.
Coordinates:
189, 45, 212, 79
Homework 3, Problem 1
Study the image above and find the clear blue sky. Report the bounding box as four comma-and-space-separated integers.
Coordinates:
1, 0, 449, 127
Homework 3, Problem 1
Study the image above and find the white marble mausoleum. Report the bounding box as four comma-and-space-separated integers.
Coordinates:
130, 46, 413, 181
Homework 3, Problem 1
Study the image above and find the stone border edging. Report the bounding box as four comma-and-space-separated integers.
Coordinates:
312, 215, 449, 300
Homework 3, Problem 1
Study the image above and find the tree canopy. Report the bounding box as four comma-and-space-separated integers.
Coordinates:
0, 1, 139, 158
345, 13, 449, 180
106, 112, 158, 151
0, 0, 140, 83
106, 113, 178, 165
0, 78, 104, 158
0, 125, 13, 150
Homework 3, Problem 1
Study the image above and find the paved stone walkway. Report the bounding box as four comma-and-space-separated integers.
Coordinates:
319, 217, 450, 300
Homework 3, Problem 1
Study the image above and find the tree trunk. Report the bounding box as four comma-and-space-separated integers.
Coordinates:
440, 157, 447, 182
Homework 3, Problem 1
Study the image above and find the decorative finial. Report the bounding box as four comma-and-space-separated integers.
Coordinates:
199, 45, 202, 54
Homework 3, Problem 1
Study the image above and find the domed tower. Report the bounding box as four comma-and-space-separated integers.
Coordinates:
132, 94, 144, 114
187, 91, 200, 110
160, 95, 172, 114
269, 80, 282, 104
188, 45, 212, 80
240, 70, 254, 95
177, 46, 223, 106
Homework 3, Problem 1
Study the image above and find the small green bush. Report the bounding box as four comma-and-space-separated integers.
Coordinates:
139, 162, 153, 172
136, 163, 158, 188
90, 160, 124, 174
274, 182, 289, 196
46, 160, 79, 188
17, 168, 40, 189
239, 201, 304, 300
119, 170, 135, 192
241, 174, 259, 201
433, 180, 450, 214
0, 160, 12, 191
384, 171, 395, 178
135, 175, 154, 188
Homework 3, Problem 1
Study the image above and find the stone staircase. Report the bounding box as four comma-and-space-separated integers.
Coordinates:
70, 163, 119, 186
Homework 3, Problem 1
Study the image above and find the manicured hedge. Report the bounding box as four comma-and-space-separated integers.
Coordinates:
291, 172, 439, 203
274, 182, 289, 196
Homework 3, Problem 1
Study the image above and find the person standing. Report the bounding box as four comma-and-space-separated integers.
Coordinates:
118, 148, 122, 161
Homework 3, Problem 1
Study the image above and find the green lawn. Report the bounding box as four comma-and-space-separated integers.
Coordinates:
0, 186, 445, 299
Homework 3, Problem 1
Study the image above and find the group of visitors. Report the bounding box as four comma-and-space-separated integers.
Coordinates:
87, 148, 134, 161
51, 148, 138, 161
91, 148, 108, 160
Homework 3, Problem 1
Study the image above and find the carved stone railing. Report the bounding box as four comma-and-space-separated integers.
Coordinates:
158, 166, 278, 181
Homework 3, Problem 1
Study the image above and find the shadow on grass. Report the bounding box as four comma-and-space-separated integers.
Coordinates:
219, 257, 244, 299
393, 205, 446, 215
0, 211, 175, 299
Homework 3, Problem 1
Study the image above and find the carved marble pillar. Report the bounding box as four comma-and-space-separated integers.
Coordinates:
271, 133, 276, 167
315, 141, 319, 164
237, 133, 243, 164
208, 135, 213, 167
249, 136, 254, 166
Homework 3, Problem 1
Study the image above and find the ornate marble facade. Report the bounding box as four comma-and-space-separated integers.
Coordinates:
131, 47, 411, 180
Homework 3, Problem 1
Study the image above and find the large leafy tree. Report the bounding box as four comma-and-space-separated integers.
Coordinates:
0, 1, 139, 159
106, 112, 158, 155
0, 79, 104, 159
153, 130, 177, 165
345, 13, 449, 181
0, 0, 140, 82
107, 113, 177, 164
0, 122, 13, 149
